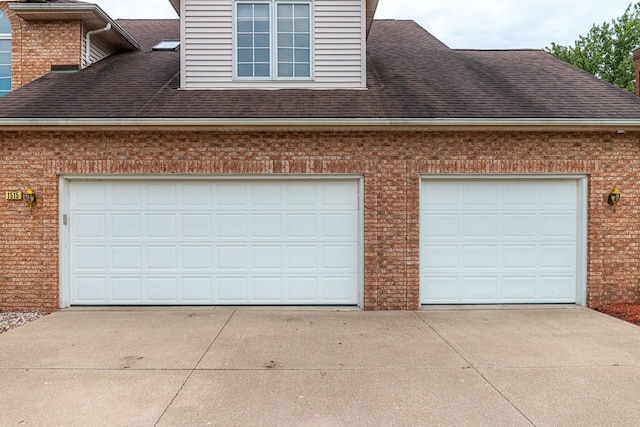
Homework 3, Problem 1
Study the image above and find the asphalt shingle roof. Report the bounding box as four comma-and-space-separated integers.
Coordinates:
2, 18, 640, 119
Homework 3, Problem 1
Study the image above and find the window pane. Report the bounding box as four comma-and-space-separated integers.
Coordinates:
255, 48, 270, 62
294, 34, 309, 47
238, 34, 253, 48
238, 48, 253, 62
0, 77, 10, 90
294, 18, 309, 32
278, 47, 293, 62
255, 63, 270, 77
0, 40, 10, 51
237, 20, 253, 32
254, 4, 270, 18
294, 48, 309, 62
294, 4, 309, 18
0, 13, 10, 34
237, 4, 253, 18
278, 63, 293, 77
238, 64, 254, 77
278, 19, 293, 32
278, 33, 293, 47
254, 34, 269, 47
254, 19, 269, 33
0, 64, 9, 77
294, 64, 310, 77
278, 4, 293, 18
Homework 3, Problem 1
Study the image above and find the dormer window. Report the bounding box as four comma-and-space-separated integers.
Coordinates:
0, 11, 11, 97
235, 1, 312, 80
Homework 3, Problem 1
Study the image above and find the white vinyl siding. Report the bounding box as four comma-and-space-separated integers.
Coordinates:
182, 0, 365, 89
82, 26, 119, 68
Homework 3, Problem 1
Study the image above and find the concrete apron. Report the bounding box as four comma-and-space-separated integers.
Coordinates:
1, 305, 640, 426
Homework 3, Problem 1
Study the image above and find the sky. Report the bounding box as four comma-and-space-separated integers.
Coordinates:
98, 0, 636, 49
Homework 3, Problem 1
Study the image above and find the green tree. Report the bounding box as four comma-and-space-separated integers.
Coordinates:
545, 2, 640, 93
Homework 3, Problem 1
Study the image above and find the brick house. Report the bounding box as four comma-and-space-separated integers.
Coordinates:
2, 0, 640, 312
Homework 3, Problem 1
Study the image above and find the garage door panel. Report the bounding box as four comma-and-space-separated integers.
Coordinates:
112, 278, 143, 302
147, 278, 178, 302
147, 214, 177, 238
217, 183, 247, 207
539, 276, 576, 301
69, 180, 359, 306
423, 277, 459, 302
502, 276, 537, 300
422, 179, 578, 304
181, 214, 212, 239
147, 183, 177, 207
74, 246, 107, 270
463, 277, 498, 300
216, 214, 247, 239
462, 245, 498, 269
502, 182, 537, 207
541, 214, 576, 238
217, 246, 247, 270
502, 245, 537, 269
423, 245, 458, 269
182, 246, 212, 270
147, 246, 177, 270
217, 277, 248, 302
423, 214, 458, 238
74, 214, 106, 239
182, 278, 213, 302
463, 214, 498, 238
111, 183, 141, 207
502, 214, 537, 238
287, 277, 318, 301
541, 245, 576, 268
75, 277, 107, 303
111, 246, 141, 270
463, 182, 499, 207
287, 246, 317, 270
251, 214, 283, 238
252, 246, 283, 270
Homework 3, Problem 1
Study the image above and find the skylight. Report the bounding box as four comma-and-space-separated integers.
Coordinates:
153, 40, 180, 51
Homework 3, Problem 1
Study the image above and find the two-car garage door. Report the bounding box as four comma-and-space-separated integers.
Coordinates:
68, 179, 360, 306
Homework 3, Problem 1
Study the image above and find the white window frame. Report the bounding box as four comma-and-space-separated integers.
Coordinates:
233, 0, 314, 81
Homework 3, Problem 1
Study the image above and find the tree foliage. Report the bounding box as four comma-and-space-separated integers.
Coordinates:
545, 2, 640, 93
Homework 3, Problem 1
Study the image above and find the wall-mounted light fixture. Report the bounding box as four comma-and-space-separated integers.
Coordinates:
25, 186, 36, 210
608, 186, 621, 212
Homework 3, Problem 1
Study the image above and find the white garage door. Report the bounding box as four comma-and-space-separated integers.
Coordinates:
68, 179, 360, 305
421, 179, 579, 304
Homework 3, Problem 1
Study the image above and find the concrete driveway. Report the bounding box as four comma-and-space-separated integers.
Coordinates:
1, 306, 639, 426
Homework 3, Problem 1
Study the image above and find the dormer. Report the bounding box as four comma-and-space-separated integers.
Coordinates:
169, 0, 378, 90
3, 0, 139, 92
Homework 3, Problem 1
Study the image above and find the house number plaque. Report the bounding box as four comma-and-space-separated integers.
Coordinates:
5, 191, 23, 201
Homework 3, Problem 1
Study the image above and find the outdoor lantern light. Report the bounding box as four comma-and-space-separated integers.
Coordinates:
25, 186, 36, 210
608, 186, 621, 212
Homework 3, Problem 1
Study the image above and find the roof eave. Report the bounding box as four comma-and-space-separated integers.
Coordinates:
0, 118, 638, 132
8, 3, 141, 51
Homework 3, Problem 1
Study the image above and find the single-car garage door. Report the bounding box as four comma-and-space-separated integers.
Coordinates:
68, 179, 360, 305
421, 178, 579, 304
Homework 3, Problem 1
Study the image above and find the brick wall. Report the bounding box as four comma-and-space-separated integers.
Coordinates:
0, 129, 638, 312
1, 2, 82, 91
